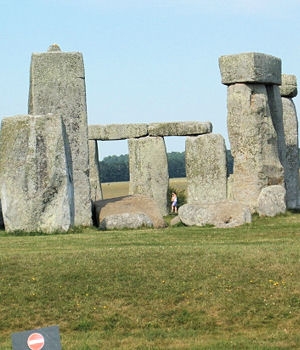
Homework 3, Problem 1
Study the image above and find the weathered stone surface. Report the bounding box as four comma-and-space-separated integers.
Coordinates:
186, 134, 227, 204
282, 97, 299, 209
178, 201, 252, 228
0, 114, 74, 233
99, 212, 153, 230
280, 74, 297, 98
148, 121, 212, 136
257, 185, 286, 217
219, 52, 281, 85
227, 83, 284, 210
28, 45, 92, 226
128, 136, 169, 216
88, 123, 148, 140
89, 140, 103, 202
93, 195, 166, 229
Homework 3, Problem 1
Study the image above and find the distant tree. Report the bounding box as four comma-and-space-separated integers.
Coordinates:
167, 152, 186, 178
226, 150, 234, 177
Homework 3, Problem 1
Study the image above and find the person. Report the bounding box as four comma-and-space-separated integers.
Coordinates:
171, 192, 178, 213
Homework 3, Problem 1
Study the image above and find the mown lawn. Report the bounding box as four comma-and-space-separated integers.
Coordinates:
0, 212, 300, 349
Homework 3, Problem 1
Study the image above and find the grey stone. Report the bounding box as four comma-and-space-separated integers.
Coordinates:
186, 134, 227, 204
88, 123, 148, 140
89, 140, 103, 202
226, 83, 284, 210
219, 52, 281, 85
93, 195, 166, 229
99, 212, 153, 230
280, 74, 297, 98
128, 136, 169, 216
178, 201, 252, 228
0, 114, 74, 233
257, 185, 286, 217
282, 97, 299, 209
28, 45, 92, 226
148, 121, 212, 136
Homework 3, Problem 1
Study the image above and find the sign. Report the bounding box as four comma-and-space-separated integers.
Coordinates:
11, 326, 61, 350
27, 332, 45, 350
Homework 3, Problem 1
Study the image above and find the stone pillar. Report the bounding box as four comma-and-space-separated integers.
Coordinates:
186, 134, 227, 204
0, 114, 74, 233
28, 44, 92, 226
279, 74, 299, 209
219, 52, 285, 211
128, 136, 169, 216
89, 140, 103, 202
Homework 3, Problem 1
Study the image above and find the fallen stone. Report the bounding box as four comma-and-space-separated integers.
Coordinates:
99, 212, 153, 230
178, 201, 252, 228
93, 195, 167, 229
219, 52, 281, 85
257, 185, 286, 217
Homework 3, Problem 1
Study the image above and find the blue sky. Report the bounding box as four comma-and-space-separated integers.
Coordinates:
1, 0, 300, 159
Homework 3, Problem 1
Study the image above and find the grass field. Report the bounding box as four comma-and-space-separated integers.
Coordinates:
0, 179, 300, 349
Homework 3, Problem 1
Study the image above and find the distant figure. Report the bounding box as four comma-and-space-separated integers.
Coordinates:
171, 192, 178, 213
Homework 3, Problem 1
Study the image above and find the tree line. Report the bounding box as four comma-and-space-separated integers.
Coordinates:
99, 151, 234, 183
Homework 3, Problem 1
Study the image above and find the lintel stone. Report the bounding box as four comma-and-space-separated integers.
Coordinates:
88, 123, 148, 140
280, 74, 297, 98
148, 121, 212, 136
219, 52, 281, 85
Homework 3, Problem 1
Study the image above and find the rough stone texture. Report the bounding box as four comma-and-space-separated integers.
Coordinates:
280, 74, 297, 98
178, 201, 252, 228
88, 123, 148, 140
227, 83, 284, 210
89, 140, 103, 202
99, 212, 153, 230
219, 52, 281, 85
93, 195, 167, 229
148, 121, 212, 136
128, 136, 169, 216
0, 114, 74, 233
186, 134, 227, 204
257, 185, 286, 217
28, 45, 92, 226
281, 97, 299, 208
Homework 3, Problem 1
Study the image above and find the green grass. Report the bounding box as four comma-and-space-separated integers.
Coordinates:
0, 213, 300, 349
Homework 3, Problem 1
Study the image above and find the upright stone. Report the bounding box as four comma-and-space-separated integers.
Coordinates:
226, 83, 284, 209
219, 53, 284, 211
128, 136, 169, 216
280, 74, 299, 209
186, 134, 227, 204
28, 44, 92, 226
89, 140, 103, 202
0, 114, 74, 233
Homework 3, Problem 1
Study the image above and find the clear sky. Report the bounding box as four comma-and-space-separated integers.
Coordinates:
1, 0, 300, 159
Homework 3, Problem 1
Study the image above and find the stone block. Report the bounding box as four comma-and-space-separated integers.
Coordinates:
257, 185, 286, 216
0, 114, 74, 233
88, 123, 148, 140
219, 52, 281, 85
148, 121, 212, 136
128, 136, 169, 216
280, 74, 297, 98
186, 134, 227, 204
28, 44, 92, 226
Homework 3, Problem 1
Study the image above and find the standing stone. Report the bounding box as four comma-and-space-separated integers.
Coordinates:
128, 136, 169, 216
0, 114, 74, 233
280, 74, 299, 209
186, 134, 227, 204
89, 140, 103, 202
219, 53, 284, 211
28, 44, 92, 226
226, 83, 284, 209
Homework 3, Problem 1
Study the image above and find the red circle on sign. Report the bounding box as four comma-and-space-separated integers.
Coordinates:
27, 332, 45, 350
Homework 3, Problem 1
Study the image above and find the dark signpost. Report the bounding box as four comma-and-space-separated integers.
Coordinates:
12, 325, 61, 350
